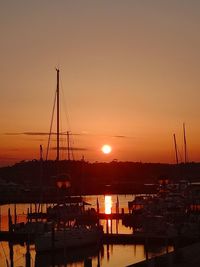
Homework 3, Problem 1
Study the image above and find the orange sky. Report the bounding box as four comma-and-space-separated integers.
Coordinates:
1, 1, 200, 166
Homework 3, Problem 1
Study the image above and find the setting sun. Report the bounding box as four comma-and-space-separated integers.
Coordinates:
101, 144, 112, 154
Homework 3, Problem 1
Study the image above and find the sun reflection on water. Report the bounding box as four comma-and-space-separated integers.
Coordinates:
0, 196, 170, 267
105, 195, 112, 214
105, 195, 112, 230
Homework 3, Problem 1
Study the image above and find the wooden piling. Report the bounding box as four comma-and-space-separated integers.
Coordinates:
0, 206, 1, 231
97, 198, 99, 214
9, 241, 14, 267
51, 223, 55, 251
25, 241, 31, 267
8, 208, 13, 233
14, 204, 17, 225
144, 236, 148, 261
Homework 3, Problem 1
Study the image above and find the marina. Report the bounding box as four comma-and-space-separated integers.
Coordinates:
0, 194, 175, 266
1, 1, 200, 266
1, 73, 200, 265
0, 185, 200, 266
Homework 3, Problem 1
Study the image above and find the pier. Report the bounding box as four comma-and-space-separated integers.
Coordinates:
103, 233, 173, 245
0, 231, 173, 245
127, 242, 200, 267
0, 231, 35, 242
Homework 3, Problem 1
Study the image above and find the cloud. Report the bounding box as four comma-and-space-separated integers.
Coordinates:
51, 147, 89, 151
0, 156, 18, 160
4, 132, 81, 136
4, 133, 22, 136
7, 148, 20, 151
4, 132, 49, 136
23, 132, 50, 136
31, 139, 47, 142
3, 132, 132, 139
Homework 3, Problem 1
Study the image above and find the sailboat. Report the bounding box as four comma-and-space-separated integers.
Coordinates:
35, 69, 103, 253
45, 69, 94, 218
35, 244, 101, 266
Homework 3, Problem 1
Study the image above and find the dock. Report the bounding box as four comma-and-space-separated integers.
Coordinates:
127, 242, 200, 267
27, 211, 133, 226
0, 231, 36, 242
103, 233, 173, 245
27, 211, 135, 222
0, 230, 173, 245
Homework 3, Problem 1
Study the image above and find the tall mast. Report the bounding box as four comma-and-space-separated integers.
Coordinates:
183, 123, 187, 163
173, 134, 179, 164
56, 68, 60, 161
67, 131, 71, 160
40, 145, 43, 161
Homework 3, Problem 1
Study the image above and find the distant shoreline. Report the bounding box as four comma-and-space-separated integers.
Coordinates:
0, 160, 199, 202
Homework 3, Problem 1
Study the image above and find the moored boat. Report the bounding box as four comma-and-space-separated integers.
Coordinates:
35, 224, 103, 252
35, 244, 102, 266
35, 69, 103, 253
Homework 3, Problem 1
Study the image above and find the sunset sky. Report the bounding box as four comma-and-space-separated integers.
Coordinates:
1, 1, 200, 166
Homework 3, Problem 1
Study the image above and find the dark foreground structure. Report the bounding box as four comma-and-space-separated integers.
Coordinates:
1, 160, 200, 196
128, 242, 200, 267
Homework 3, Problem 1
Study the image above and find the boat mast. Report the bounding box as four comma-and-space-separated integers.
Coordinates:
173, 134, 179, 164
40, 145, 43, 161
67, 131, 70, 161
56, 68, 60, 161
183, 123, 187, 163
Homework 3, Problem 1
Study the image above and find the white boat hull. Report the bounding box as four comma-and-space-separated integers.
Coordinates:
35, 226, 103, 252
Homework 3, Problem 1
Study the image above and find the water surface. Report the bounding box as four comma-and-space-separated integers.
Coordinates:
0, 195, 171, 267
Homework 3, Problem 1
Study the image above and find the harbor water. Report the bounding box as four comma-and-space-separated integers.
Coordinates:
0, 195, 172, 267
